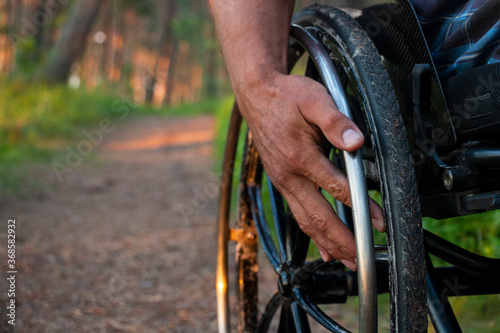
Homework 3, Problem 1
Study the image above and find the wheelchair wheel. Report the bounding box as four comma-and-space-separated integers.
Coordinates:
217, 5, 427, 332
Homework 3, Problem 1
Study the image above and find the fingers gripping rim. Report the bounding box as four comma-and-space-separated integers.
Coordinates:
292, 5, 427, 332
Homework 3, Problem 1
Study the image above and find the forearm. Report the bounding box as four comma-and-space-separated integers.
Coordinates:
209, 0, 295, 89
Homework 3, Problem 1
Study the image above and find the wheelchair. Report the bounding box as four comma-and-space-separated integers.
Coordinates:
216, 1, 500, 331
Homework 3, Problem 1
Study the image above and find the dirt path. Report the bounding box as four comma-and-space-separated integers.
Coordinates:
1, 115, 220, 332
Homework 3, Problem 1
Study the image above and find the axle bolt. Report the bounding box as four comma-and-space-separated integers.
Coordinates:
443, 169, 454, 191
246, 232, 257, 241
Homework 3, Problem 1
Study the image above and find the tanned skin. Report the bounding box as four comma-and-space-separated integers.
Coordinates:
209, 0, 385, 270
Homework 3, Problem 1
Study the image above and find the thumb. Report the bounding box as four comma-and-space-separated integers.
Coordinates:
298, 80, 364, 151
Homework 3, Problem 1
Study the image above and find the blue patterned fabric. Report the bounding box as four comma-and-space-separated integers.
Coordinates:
411, 0, 500, 80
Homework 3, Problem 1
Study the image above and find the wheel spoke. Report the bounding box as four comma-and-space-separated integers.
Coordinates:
334, 201, 354, 233
331, 147, 354, 232
288, 215, 310, 267
277, 305, 290, 333
293, 289, 350, 333
291, 301, 311, 333
249, 184, 281, 271
256, 292, 282, 333
266, 176, 287, 262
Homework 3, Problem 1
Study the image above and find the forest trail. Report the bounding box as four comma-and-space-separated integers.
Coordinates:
1, 115, 221, 332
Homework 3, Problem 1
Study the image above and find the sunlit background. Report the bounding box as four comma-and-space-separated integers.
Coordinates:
0, 0, 229, 104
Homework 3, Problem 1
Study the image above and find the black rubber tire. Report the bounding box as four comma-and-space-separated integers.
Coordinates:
292, 5, 427, 332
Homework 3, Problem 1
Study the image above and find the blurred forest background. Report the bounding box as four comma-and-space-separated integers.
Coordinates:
0, 0, 236, 195
0, 0, 225, 104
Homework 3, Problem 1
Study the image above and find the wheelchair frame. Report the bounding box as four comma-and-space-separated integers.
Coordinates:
350, 0, 500, 219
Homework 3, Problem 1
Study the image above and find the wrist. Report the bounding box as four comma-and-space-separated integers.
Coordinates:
231, 62, 287, 94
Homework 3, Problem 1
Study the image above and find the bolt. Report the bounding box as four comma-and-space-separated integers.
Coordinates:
246, 232, 257, 241
443, 169, 454, 191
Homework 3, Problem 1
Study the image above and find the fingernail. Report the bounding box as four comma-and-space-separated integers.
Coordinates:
343, 129, 363, 148
319, 249, 331, 262
340, 259, 357, 271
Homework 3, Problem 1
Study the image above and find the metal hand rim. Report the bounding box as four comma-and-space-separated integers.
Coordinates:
290, 24, 377, 333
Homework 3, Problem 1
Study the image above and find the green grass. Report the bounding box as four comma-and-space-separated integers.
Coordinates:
213, 95, 237, 166
0, 79, 226, 147
424, 210, 500, 258
0, 79, 124, 194
0, 80, 136, 142
0, 77, 230, 195
154, 96, 230, 117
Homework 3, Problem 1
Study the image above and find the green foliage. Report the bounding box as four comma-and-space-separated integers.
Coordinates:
424, 211, 500, 258
157, 97, 231, 118
171, 0, 214, 63
0, 78, 230, 153
172, 11, 202, 41
450, 294, 500, 332
0, 78, 132, 193
0, 79, 124, 148
13, 38, 40, 77
0, 76, 232, 194
213, 96, 236, 164
122, 0, 156, 16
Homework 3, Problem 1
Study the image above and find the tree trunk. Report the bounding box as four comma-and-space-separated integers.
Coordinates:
22, 0, 63, 64
42, 0, 101, 83
0, 0, 14, 72
203, 4, 217, 99
99, 0, 112, 78
25, 0, 44, 49
145, 0, 176, 104
108, 0, 125, 83
161, 0, 179, 106
163, 38, 178, 106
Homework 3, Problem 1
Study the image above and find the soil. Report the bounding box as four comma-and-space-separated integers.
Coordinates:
0, 114, 365, 333
0, 115, 221, 332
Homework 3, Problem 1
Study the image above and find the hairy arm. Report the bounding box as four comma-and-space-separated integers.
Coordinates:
209, 0, 385, 270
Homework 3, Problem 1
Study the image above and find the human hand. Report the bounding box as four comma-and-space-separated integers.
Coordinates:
235, 72, 385, 270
